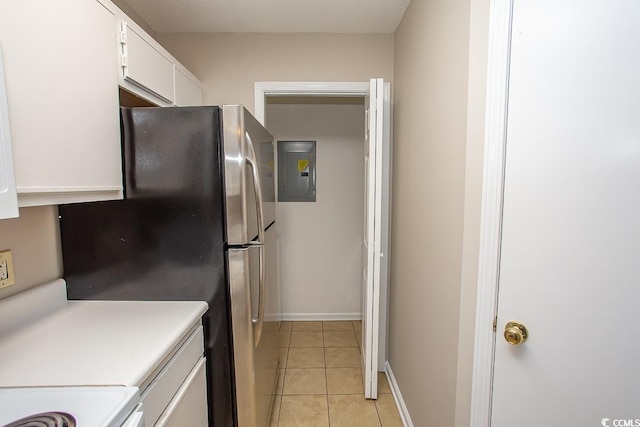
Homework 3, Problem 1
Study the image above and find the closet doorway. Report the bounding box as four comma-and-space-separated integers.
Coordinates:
256, 80, 391, 399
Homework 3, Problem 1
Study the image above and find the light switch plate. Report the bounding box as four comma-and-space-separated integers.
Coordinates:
0, 250, 15, 289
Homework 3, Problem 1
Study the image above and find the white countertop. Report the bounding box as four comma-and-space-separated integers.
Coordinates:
0, 279, 208, 389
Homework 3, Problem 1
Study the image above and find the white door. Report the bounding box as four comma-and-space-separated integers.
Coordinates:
491, 1, 640, 425
362, 78, 391, 399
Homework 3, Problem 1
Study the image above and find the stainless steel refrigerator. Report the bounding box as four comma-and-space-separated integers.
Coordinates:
59, 105, 280, 427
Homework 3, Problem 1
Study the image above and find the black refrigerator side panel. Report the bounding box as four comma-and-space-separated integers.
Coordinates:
60, 106, 234, 427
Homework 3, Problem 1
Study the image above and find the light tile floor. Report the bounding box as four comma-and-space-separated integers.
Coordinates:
270, 321, 403, 427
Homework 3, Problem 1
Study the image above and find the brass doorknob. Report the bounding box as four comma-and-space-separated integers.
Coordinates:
504, 321, 528, 345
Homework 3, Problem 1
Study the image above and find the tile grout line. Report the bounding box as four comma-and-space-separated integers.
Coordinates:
323, 322, 330, 426
374, 397, 384, 427
283, 326, 292, 425
323, 323, 331, 427
279, 321, 377, 427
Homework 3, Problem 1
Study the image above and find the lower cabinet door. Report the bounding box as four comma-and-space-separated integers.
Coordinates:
121, 404, 145, 427
155, 358, 208, 427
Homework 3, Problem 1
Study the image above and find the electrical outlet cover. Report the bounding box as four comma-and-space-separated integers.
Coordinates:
0, 250, 15, 289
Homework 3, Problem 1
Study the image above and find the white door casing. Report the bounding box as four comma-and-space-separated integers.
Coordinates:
254, 80, 392, 398
470, 0, 513, 423
473, 0, 640, 425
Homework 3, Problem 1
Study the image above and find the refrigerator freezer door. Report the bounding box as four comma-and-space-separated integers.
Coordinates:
223, 106, 275, 245
121, 107, 221, 199
228, 246, 279, 427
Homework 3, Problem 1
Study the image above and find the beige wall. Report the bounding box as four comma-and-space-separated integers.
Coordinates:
0, 206, 63, 300
267, 101, 365, 319
160, 17, 490, 426
0, 7, 493, 423
156, 33, 394, 114
389, 0, 489, 425
110, 0, 158, 39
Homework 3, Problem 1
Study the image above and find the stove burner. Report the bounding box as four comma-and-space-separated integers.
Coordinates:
2, 412, 76, 427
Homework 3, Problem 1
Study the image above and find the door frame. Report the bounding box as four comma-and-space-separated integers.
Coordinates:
254, 81, 370, 124
470, 0, 514, 426
254, 81, 390, 373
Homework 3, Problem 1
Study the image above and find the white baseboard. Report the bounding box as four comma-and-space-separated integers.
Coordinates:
281, 312, 361, 321
385, 361, 414, 427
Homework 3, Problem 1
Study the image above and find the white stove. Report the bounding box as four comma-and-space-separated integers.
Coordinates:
0, 386, 143, 427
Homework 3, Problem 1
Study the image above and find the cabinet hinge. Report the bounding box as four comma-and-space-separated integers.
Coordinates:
119, 21, 128, 70
492, 317, 497, 332
119, 21, 128, 45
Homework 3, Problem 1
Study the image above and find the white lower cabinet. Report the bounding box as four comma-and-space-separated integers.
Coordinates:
140, 325, 208, 427
156, 359, 208, 427
0, 0, 123, 207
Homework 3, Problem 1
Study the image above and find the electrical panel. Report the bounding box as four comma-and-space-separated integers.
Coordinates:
277, 141, 316, 202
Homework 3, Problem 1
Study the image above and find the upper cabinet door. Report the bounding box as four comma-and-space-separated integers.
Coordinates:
175, 68, 203, 107
0, 45, 18, 219
0, 0, 123, 207
120, 21, 175, 104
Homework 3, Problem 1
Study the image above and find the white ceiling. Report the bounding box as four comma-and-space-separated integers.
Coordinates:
119, 0, 411, 34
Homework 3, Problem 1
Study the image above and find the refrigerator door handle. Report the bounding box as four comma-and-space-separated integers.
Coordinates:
245, 139, 265, 244
252, 243, 266, 348
246, 139, 266, 347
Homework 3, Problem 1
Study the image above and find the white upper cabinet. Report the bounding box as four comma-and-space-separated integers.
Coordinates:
175, 68, 204, 107
119, 21, 175, 104
0, 0, 203, 211
0, 0, 123, 207
0, 45, 18, 219
115, 12, 203, 108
